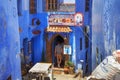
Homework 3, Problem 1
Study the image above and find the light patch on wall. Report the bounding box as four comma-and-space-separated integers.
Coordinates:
23, 0, 29, 10
19, 27, 22, 33
63, 0, 75, 4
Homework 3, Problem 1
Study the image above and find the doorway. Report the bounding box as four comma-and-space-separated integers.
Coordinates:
46, 33, 69, 66
52, 35, 64, 67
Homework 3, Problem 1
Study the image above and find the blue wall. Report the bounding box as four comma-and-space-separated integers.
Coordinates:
30, 13, 48, 63
92, 0, 120, 70
1, 0, 120, 78
18, 0, 92, 76
18, 0, 48, 64
75, 0, 92, 75
37, 0, 43, 13
0, 0, 93, 79
18, 0, 31, 65
0, 0, 21, 80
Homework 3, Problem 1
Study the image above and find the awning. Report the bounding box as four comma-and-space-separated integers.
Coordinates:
46, 26, 72, 33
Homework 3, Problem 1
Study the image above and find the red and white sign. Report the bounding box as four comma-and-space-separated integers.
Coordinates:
74, 13, 83, 26
48, 13, 83, 26
49, 14, 74, 26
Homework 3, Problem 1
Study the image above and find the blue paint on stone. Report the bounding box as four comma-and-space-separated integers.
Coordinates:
92, 0, 120, 71
0, 0, 21, 80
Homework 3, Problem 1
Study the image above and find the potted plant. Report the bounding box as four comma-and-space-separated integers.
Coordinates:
64, 61, 75, 74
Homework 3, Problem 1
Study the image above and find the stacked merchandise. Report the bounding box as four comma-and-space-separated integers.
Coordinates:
87, 50, 120, 80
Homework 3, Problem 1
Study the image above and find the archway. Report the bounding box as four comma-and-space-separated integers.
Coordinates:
52, 35, 64, 67
45, 33, 69, 64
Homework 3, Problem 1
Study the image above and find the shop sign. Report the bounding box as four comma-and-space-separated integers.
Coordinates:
64, 45, 71, 55
74, 13, 83, 26
49, 14, 74, 26
49, 13, 83, 26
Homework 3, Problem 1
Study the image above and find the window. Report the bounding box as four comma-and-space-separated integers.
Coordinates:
84, 27, 89, 48
17, 0, 22, 16
85, 51, 88, 73
46, 0, 58, 11
85, 0, 90, 11
85, 35, 89, 48
30, 0, 37, 14
80, 38, 82, 50
45, 0, 75, 12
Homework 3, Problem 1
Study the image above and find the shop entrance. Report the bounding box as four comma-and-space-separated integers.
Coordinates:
46, 33, 69, 67
52, 35, 64, 67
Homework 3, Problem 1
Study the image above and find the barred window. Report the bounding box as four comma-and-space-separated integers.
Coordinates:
85, 0, 90, 11
30, 0, 37, 14
84, 27, 89, 48
80, 38, 82, 50
46, 0, 58, 11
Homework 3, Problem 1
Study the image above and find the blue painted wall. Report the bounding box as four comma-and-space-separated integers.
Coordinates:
1, 0, 120, 78
0, 0, 21, 80
37, 0, 43, 13
0, 0, 93, 79
18, 0, 31, 66
92, 0, 120, 71
18, 0, 48, 64
18, 0, 92, 76
30, 13, 48, 63
75, 0, 92, 75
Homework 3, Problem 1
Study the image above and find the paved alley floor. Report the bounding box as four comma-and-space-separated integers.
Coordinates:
22, 73, 86, 80
53, 74, 86, 80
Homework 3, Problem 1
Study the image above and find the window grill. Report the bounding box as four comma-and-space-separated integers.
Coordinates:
46, 0, 58, 11
85, 0, 90, 11
30, 0, 37, 14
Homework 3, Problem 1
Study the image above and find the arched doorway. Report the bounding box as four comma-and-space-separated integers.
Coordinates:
52, 35, 64, 67
46, 33, 69, 65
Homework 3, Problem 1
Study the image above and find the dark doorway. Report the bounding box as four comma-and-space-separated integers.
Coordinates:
52, 35, 64, 67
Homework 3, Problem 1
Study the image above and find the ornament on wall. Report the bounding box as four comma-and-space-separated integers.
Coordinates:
74, 13, 83, 26
32, 18, 41, 26
19, 27, 22, 33
32, 29, 41, 35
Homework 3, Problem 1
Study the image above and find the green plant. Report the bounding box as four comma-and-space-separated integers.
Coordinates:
65, 61, 74, 67
64, 61, 75, 74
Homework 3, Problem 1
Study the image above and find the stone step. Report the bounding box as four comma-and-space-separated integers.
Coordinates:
53, 67, 69, 74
